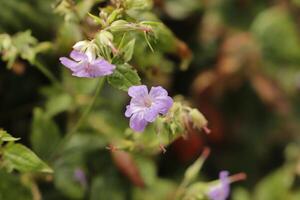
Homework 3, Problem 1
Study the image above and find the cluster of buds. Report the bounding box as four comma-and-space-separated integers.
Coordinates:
159, 101, 210, 137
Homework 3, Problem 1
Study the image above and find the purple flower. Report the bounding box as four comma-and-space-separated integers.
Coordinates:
74, 168, 87, 188
125, 85, 173, 132
59, 50, 115, 78
208, 171, 230, 200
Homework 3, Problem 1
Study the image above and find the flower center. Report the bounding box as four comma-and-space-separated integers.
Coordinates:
144, 96, 153, 107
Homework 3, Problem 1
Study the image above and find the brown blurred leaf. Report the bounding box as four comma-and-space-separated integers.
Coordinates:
111, 149, 145, 188
217, 33, 261, 76
251, 74, 291, 115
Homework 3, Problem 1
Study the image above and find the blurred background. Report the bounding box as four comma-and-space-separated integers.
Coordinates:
0, 0, 300, 199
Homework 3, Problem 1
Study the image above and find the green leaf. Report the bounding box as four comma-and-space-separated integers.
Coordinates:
107, 8, 123, 24
251, 7, 300, 63
232, 187, 251, 200
31, 108, 61, 160
122, 39, 135, 62
3, 143, 53, 173
0, 130, 20, 142
88, 13, 103, 25
107, 63, 141, 91
0, 170, 32, 200
253, 168, 293, 200
90, 175, 125, 200
133, 179, 177, 200
54, 163, 85, 199
45, 93, 72, 117
62, 133, 106, 154
124, 0, 153, 11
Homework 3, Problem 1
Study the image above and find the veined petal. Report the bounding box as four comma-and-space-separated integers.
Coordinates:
59, 57, 78, 70
144, 107, 159, 122
72, 69, 90, 78
149, 86, 168, 98
91, 59, 116, 76
130, 112, 148, 132
70, 50, 87, 62
153, 96, 173, 115
128, 85, 148, 98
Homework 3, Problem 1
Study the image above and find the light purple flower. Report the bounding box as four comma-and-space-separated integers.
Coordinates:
208, 171, 230, 200
74, 168, 87, 188
59, 50, 115, 78
125, 85, 173, 132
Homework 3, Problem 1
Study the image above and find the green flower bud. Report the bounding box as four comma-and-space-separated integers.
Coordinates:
189, 109, 207, 130
109, 20, 133, 32
96, 30, 114, 46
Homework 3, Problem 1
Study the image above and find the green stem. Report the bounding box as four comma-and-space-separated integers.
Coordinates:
33, 60, 61, 88
71, 77, 105, 134
174, 179, 189, 200
50, 78, 105, 160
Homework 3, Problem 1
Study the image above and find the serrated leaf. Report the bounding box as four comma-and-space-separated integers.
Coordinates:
3, 143, 53, 173
107, 63, 141, 91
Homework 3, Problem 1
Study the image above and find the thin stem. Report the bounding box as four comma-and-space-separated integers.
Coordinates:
50, 78, 105, 160
71, 77, 105, 134
33, 60, 61, 89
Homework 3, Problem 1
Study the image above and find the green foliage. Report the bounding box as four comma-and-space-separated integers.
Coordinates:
0, 130, 52, 174
30, 108, 62, 160
2, 143, 52, 173
108, 63, 141, 91
0, 30, 51, 68
1, 0, 300, 199
0, 171, 32, 200
251, 7, 300, 63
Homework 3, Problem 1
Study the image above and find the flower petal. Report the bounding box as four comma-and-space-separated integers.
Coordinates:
207, 171, 230, 200
59, 57, 78, 70
144, 107, 159, 122
125, 105, 133, 117
129, 112, 148, 132
72, 69, 90, 78
149, 86, 168, 98
128, 85, 148, 98
89, 59, 116, 77
70, 50, 87, 62
153, 96, 173, 115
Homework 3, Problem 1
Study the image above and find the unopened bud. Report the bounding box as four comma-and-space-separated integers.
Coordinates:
189, 109, 208, 130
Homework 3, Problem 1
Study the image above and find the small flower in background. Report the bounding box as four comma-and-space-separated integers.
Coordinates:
208, 171, 230, 200
125, 85, 173, 132
74, 168, 88, 188
59, 50, 115, 78
207, 171, 247, 200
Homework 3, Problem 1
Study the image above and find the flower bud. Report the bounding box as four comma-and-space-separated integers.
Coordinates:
109, 20, 132, 32
73, 40, 99, 61
96, 31, 114, 46
73, 40, 89, 50
189, 109, 208, 130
